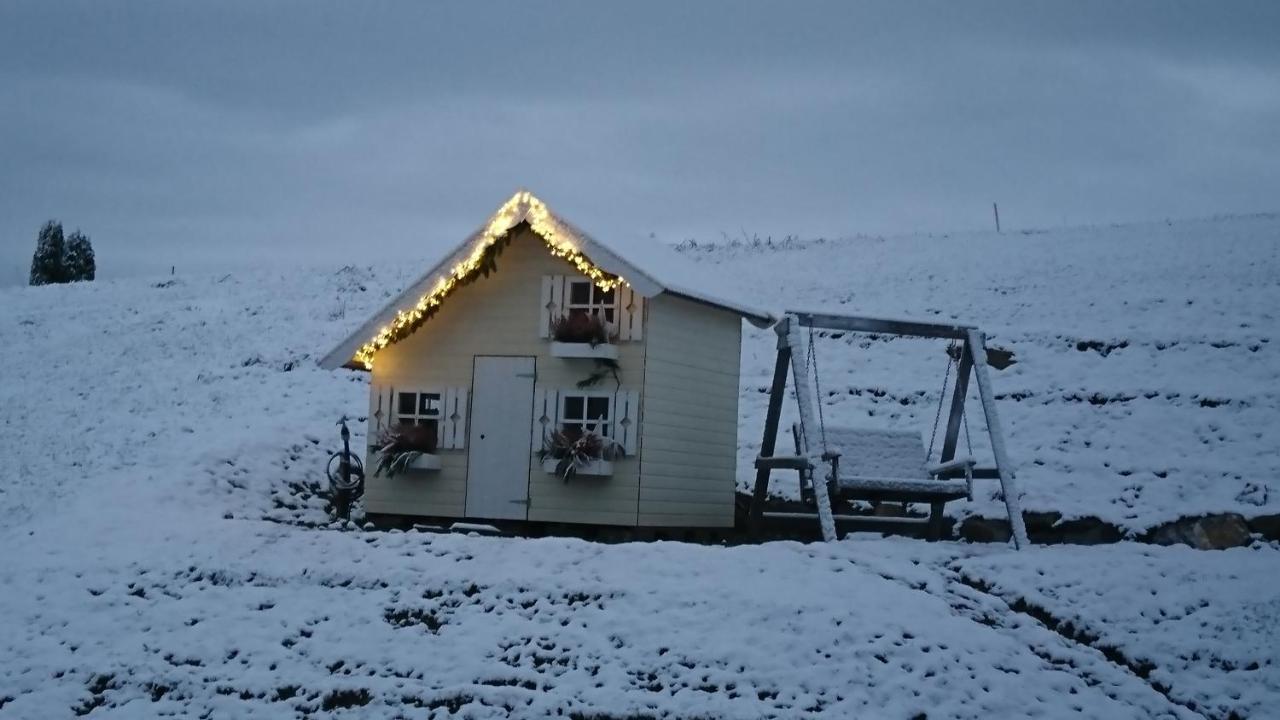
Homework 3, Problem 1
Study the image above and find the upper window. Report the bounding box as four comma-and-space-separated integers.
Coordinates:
566, 279, 616, 325
560, 392, 612, 437
397, 390, 442, 436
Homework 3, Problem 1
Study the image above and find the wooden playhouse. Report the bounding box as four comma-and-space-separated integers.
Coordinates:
321, 190, 774, 529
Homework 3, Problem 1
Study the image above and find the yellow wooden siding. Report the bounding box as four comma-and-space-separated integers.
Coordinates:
638, 294, 742, 527
364, 226, 644, 524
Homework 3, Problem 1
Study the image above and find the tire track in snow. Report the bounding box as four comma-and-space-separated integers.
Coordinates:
947, 568, 1211, 720
833, 549, 1203, 720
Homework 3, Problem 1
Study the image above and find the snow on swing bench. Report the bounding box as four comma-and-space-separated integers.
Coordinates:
818, 426, 973, 500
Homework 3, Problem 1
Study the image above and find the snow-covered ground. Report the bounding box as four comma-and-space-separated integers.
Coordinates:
1, 214, 1278, 717
955, 544, 1280, 719
10, 518, 1273, 719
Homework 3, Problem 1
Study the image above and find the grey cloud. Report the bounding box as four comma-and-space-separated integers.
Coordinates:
1, 1, 1278, 285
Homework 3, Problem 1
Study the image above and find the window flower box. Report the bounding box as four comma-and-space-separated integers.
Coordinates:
538, 425, 623, 481
404, 453, 443, 471
375, 451, 442, 474
541, 457, 614, 477
548, 312, 619, 359
550, 341, 619, 360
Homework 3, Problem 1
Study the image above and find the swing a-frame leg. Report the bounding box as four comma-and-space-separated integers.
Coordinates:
966, 330, 1030, 549
749, 318, 794, 536
785, 320, 839, 542
750, 317, 838, 542
940, 340, 974, 468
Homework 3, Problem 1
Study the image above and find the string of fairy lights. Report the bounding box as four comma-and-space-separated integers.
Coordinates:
351, 191, 627, 370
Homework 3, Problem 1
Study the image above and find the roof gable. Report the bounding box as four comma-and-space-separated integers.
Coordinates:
320, 190, 775, 370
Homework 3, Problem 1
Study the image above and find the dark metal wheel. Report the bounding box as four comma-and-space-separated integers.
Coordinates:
326, 451, 365, 494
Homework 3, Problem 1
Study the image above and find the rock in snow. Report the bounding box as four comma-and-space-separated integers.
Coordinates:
1144, 514, 1253, 550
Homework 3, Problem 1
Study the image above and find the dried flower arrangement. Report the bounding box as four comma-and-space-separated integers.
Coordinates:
538, 425, 623, 481
373, 422, 439, 477
550, 313, 616, 346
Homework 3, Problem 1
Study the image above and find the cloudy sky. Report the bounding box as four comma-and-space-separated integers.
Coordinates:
1, 1, 1278, 285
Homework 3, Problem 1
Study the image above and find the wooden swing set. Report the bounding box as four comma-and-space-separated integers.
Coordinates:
750, 311, 1030, 549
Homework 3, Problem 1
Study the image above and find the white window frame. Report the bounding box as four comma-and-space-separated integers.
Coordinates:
559, 391, 613, 437
565, 278, 618, 326
395, 389, 443, 430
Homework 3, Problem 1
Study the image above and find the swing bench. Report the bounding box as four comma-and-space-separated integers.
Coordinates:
790, 424, 974, 505
751, 311, 1030, 549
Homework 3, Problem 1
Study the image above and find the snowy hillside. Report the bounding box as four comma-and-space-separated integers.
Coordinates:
1, 214, 1277, 718
716, 214, 1280, 529
4, 213, 1277, 533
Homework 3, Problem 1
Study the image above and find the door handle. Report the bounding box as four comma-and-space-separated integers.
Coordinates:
514, 372, 536, 378
508, 499, 530, 505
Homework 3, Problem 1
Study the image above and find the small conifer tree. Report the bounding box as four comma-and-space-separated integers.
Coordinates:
29, 220, 66, 286
65, 230, 96, 282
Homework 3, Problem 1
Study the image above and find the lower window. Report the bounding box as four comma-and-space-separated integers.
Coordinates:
560, 393, 611, 436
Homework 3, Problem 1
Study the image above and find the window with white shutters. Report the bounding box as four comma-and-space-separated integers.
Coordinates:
542, 275, 642, 340
532, 386, 640, 456
371, 386, 469, 450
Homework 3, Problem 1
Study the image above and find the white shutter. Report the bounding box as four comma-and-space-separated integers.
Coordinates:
531, 386, 559, 452
630, 293, 643, 341
435, 388, 448, 449
539, 276, 553, 338
540, 275, 567, 337
612, 388, 640, 456
439, 387, 469, 450
615, 286, 631, 340
368, 384, 389, 448
454, 388, 469, 449
553, 275, 567, 326
617, 288, 643, 341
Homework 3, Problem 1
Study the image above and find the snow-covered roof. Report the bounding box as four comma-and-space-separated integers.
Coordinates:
590, 224, 777, 328
320, 190, 775, 370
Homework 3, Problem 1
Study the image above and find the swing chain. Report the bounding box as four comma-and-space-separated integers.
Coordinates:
808, 326, 828, 451
804, 329, 974, 465
963, 397, 974, 458
926, 343, 956, 462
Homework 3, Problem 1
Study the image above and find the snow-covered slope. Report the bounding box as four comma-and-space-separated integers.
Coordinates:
714, 214, 1280, 529
0, 214, 1277, 718
0, 265, 391, 528
3, 214, 1277, 532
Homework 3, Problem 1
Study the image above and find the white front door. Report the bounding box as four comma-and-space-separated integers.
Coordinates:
465, 356, 536, 520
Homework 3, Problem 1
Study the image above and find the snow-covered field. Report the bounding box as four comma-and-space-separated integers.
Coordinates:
718, 214, 1280, 530
9, 522, 1274, 719
1, 214, 1278, 717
